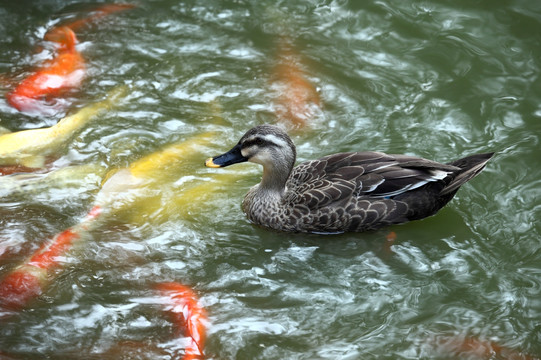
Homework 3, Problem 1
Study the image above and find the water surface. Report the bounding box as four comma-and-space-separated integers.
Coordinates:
1, 0, 540, 359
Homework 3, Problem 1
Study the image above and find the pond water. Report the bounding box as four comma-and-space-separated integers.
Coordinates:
1, 0, 540, 359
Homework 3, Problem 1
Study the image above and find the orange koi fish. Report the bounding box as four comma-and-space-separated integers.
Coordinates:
436, 335, 540, 360
0, 205, 102, 315
6, 27, 85, 114
272, 39, 321, 128
156, 282, 207, 360
381, 231, 397, 256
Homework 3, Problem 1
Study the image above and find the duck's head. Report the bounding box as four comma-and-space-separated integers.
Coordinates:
206, 125, 296, 179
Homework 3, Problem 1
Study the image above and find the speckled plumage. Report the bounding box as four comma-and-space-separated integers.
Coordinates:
206, 125, 493, 234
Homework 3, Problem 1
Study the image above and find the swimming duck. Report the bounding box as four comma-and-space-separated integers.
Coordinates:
205, 125, 493, 234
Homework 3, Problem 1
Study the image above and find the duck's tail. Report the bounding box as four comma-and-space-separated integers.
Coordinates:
441, 152, 494, 195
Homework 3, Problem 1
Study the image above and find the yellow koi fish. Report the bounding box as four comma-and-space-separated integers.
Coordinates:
124, 169, 251, 226
0, 85, 127, 171
94, 131, 219, 216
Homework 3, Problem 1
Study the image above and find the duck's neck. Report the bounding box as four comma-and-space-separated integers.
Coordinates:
260, 168, 284, 194
259, 161, 291, 196
244, 165, 289, 227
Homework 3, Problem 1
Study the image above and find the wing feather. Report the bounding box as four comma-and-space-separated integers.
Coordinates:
286, 151, 456, 211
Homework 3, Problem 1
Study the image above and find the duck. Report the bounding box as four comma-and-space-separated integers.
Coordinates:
205, 124, 493, 234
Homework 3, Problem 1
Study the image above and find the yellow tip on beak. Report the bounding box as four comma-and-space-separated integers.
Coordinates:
205, 157, 221, 168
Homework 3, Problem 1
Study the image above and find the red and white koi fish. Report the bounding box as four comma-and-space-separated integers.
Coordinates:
6, 27, 84, 114
156, 282, 208, 360
0, 205, 102, 316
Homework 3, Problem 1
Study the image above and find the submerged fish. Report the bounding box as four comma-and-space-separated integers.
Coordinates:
94, 131, 218, 213
0, 85, 127, 170
271, 38, 321, 128
435, 335, 540, 360
6, 27, 85, 114
0, 130, 240, 317
5, 4, 135, 115
156, 282, 207, 360
0, 131, 216, 316
0, 205, 102, 316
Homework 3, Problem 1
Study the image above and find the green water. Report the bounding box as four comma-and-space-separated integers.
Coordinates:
1, 0, 540, 359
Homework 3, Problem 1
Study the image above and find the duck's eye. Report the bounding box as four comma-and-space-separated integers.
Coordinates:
243, 137, 267, 149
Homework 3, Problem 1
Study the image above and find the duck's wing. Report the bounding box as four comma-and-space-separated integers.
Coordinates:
286, 151, 460, 209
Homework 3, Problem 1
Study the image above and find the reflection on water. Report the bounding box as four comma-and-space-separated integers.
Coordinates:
1, 0, 541, 359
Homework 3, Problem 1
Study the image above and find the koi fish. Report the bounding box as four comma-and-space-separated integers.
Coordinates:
93, 131, 218, 213
0, 85, 127, 171
95, 131, 255, 227
435, 335, 540, 360
6, 27, 85, 114
5, 4, 134, 114
156, 282, 207, 360
167, 171, 247, 219
0, 205, 102, 316
0, 131, 228, 316
272, 38, 321, 128
0, 281, 207, 357
380, 231, 397, 257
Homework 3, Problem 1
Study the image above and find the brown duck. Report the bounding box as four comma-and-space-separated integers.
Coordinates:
205, 125, 493, 234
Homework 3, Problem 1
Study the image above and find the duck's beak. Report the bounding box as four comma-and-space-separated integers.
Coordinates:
205, 144, 248, 168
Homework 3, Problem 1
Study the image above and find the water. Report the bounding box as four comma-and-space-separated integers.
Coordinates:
1, 0, 540, 359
